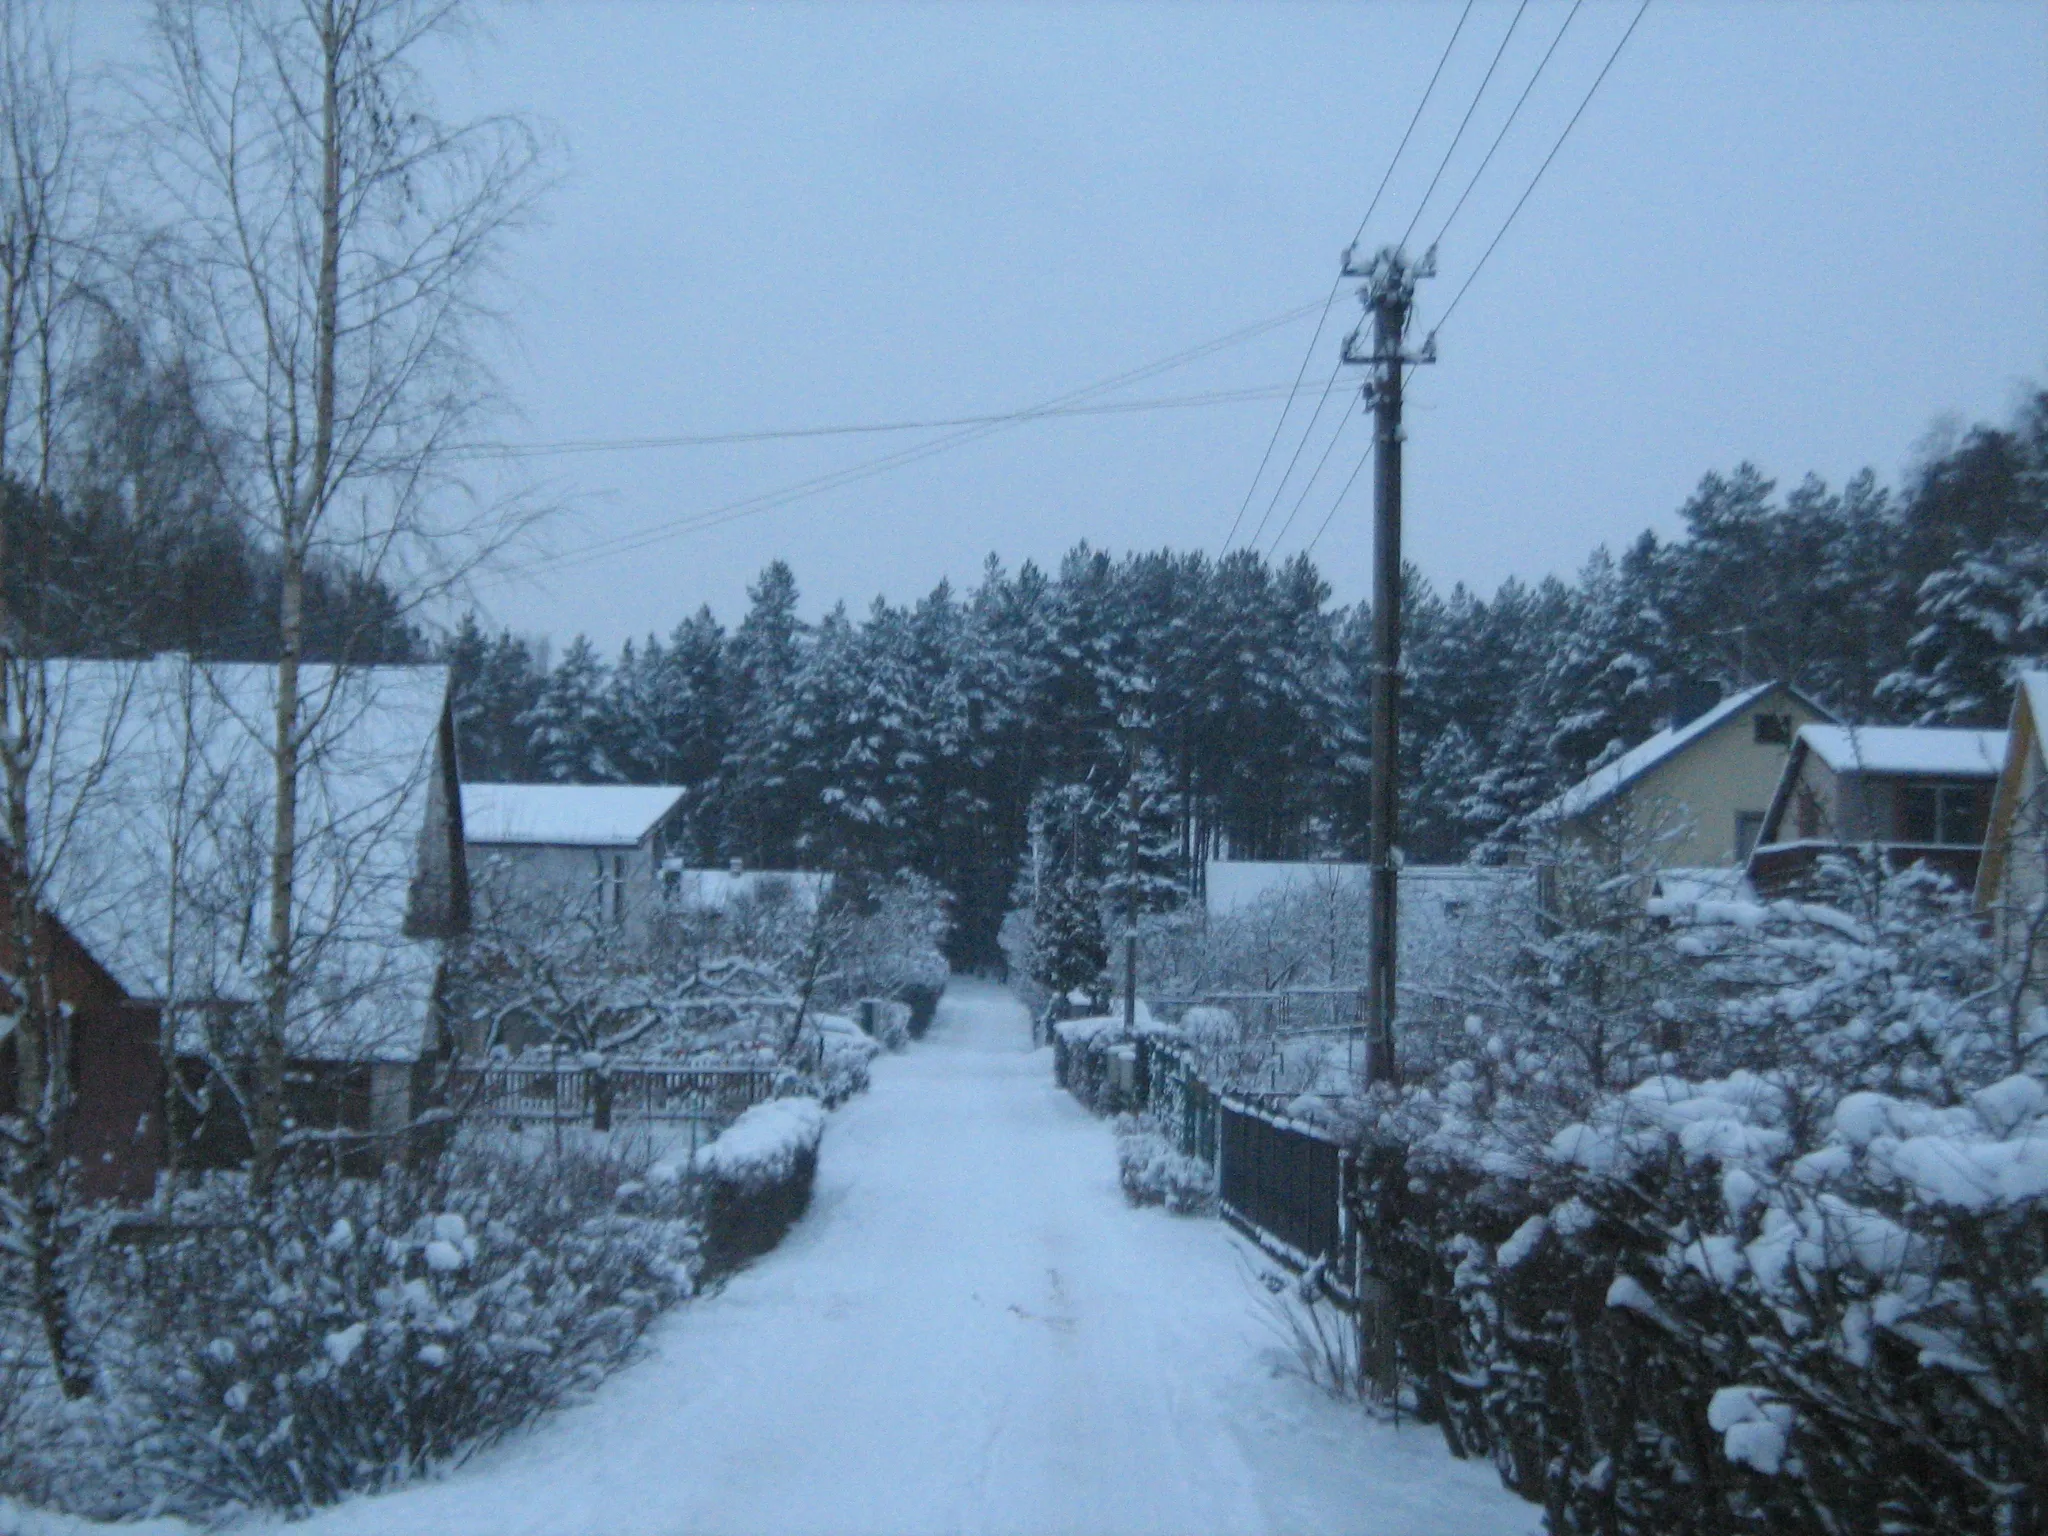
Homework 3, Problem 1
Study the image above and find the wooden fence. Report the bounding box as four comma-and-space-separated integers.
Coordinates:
455, 1062, 779, 1130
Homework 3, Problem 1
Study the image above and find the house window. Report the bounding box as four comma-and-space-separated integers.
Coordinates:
1899, 783, 1990, 846
1735, 810, 1766, 860
1753, 713, 1793, 745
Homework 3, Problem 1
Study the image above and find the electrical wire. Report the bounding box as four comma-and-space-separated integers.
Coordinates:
1303, 447, 1373, 557
1264, 404, 1358, 558
459, 382, 1334, 461
488, 297, 1330, 585
1434, 0, 1652, 336
1399, 0, 1532, 250
1428, 0, 1585, 251
1220, 0, 1477, 555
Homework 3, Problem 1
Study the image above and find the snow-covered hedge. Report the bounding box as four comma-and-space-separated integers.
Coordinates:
801, 1013, 882, 1105
1339, 857, 2048, 1536
51, 1130, 703, 1520
690, 1097, 826, 1270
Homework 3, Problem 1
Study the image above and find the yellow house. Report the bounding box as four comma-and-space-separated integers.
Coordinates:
1976, 672, 2048, 998
1537, 681, 1834, 871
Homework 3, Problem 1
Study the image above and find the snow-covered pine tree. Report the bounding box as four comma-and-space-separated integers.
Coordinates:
521, 635, 622, 783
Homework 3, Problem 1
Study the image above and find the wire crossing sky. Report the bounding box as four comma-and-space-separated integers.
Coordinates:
88, 0, 2040, 648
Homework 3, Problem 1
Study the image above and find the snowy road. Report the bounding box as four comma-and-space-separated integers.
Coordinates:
281, 981, 1536, 1536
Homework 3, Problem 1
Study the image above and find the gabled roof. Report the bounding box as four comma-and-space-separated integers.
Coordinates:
1539, 681, 1830, 824
21, 658, 452, 1061
1796, 725, 2006, 778
463, 783, 688, 848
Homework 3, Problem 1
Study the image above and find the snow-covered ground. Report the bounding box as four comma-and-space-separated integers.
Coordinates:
254, 979, 1538, 1536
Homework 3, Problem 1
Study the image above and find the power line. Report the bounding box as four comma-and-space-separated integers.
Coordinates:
1221, 0, 1476, 554
489, 297, 1330, 585
458, 381, 1334, 461
1434, 0, 1651, 336
1430, 0, 1586, 251
1302, 447, 1372, 556
1264, 404, 1357, 558
1399, 0, 1532, 250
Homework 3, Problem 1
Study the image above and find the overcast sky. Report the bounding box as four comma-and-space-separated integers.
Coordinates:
88, 1, 2048, 648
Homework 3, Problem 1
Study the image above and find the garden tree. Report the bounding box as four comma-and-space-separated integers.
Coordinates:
521, 634, 620, 783
0, 0, 103, 1401
144, 0, 544, 1191
1020, 782, 1113, 1010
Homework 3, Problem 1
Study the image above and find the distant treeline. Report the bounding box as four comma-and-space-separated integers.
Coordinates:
445, 391, 2048, 966
0, 320, 421, 667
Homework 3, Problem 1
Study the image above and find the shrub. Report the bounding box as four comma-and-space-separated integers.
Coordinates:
1113, 1115, 1215, 1215
688, 1097, 825, 1272
105, 1130, 700, 1518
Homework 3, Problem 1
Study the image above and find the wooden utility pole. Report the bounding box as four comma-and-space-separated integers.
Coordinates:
1341, 244, 1434, 1086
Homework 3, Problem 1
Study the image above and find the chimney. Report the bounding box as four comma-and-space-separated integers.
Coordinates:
1668, 680, 1721, 733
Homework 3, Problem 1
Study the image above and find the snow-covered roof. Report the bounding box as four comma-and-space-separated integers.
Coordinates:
22, 658, 452, 1061
662, 866, 833, 912
1540, 682, 1789, 824
1797, 725, 2006, 779
463, 783, 687, 848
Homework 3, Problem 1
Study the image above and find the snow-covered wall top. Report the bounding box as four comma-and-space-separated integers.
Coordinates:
1797, 725, 2006, 778
22, 658, 452, 1061
462, 783, 687, 848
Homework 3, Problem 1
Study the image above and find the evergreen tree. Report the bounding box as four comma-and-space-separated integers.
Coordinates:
521, 635, 622, 783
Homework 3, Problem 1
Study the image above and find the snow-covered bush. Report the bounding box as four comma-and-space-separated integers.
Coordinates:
691, 1097, 825, 1271
1112, 1115, 1214, 1215
798, 1013, 881, 1106
82, 1130, 700, 1519
1336, 856, 2047, 1535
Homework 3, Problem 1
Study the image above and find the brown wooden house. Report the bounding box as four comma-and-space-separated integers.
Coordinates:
5, 658, 469, 1202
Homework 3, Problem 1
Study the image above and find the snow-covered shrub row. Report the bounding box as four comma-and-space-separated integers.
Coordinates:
684, 1096, 826, 1271
1340, 855, 2047, 1536
2, 1130, 700, 1521
1111, 1114, 1215, 1215
799, 1014, 881, 1105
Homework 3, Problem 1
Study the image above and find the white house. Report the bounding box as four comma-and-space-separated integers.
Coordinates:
462, 783, 690, 931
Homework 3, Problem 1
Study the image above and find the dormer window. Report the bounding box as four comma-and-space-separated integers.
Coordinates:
1753, 713, 1793, 745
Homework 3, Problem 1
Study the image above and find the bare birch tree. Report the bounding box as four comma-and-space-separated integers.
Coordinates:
141, 0, 543, 1191
0, 0, 98, 1401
